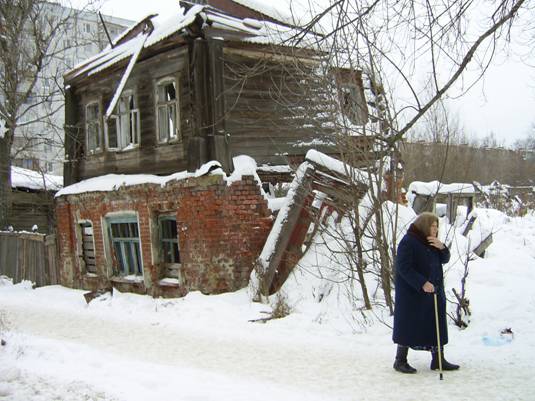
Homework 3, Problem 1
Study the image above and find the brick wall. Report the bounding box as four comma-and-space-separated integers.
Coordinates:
55, 174, 273, 297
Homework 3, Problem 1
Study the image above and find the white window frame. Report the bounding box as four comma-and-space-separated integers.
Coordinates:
107, 91, 140, 151
85, 101, 102, 153
155, 76, 180, 144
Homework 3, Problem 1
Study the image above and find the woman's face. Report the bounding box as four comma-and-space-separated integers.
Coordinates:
430, 222, 439, 237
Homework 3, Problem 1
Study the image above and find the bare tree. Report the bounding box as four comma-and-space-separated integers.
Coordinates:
283, 0, 528, 315
0, 0, 105, 229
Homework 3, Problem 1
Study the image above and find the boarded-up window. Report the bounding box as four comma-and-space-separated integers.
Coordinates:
80, 222, 96, 274
156, 78, 179, 143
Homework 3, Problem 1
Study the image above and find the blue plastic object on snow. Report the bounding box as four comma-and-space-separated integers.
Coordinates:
482, 335, 513, 346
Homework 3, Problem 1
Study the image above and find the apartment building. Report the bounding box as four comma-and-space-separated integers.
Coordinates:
11, 3, 133, 176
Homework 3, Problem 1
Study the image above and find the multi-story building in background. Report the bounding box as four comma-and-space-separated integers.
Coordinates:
11, 3, 133, 176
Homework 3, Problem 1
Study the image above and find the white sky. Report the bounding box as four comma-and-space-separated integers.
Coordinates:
89, 0, 535, 145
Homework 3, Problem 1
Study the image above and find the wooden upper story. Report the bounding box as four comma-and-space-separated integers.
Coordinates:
63, 1, 370, 185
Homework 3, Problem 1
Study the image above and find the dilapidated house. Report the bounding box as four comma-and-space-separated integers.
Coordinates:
57, 1, 375, 297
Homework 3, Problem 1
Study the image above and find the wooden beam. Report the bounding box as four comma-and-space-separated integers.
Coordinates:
259, 163, 315, 295
473, 233, 493, 258
223, 47, 321, 66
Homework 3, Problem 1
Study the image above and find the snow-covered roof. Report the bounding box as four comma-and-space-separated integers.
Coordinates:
256, 164, 293, 174
408, 181, 476, 196
231, 0, 322, 28
65, 3, 320, 82
56, 161, 224, 198
306, 149, 368, 185
11, 166, 63, 192
55, 157, 271, 199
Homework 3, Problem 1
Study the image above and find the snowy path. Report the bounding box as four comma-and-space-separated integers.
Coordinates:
1, 289, 534, 401
1, 211, 535, 400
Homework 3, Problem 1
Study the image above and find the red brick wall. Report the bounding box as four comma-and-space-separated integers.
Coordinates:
55, 174, 273, 297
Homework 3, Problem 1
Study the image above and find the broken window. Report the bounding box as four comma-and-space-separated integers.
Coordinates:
79, 221, 96, 274
107, 217, 143, 276
85, 101, 101, 153
338, 83, 367, 125
333, 69, 368, 126
159, 216, 180, 264
158, 216, 181, 279
156, 78, 179, 143
107, 92, 140, 150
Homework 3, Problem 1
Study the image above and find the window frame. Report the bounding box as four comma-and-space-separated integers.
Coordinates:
106, 214, 143, 277
155, 76, 180, 144
158, 215, 180, 265
338, 82, 366, 125
106, 90, 141, 151
77, 220, 97, 275
85, 100, 102, 154
333, 68, 368, 126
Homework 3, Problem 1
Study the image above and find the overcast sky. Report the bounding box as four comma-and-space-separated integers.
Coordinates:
91, 0, 535, 146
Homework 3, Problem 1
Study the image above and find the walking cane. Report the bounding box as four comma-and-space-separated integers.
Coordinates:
433, 292, 444, 380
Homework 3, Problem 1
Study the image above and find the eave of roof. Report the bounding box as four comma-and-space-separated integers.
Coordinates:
64, 3, 322, 84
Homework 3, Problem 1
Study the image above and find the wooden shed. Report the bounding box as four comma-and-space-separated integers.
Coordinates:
9, 166, 62, 234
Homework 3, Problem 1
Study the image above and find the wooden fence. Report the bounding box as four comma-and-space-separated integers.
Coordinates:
0, 232, 59, 287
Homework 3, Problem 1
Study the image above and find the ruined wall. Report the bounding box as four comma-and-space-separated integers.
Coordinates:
55, 174, 273, 297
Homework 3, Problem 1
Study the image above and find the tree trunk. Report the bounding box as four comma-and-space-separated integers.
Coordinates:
0, 136, 13, 230
353, 214, 371, 310
375, 208, 394, 315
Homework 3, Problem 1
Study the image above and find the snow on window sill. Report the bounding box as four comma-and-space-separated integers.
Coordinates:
157, 137, 181, 146
88, 148, 103, 156
158, 278, 180, 287
111, 275, 144, 284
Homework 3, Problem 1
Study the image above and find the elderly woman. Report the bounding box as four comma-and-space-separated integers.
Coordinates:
392, 212, 460, 374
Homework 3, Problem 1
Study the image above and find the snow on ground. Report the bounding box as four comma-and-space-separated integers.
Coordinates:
1, 210, 535, 400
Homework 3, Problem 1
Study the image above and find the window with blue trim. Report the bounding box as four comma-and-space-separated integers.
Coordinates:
108, 217, 142, 276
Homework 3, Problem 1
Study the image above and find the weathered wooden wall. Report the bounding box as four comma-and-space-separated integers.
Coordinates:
221, 45, 337, 165
10, 190, 55, 234
65, 34, 370, 184
66, 43, 193, 183
0, 232, 59, 287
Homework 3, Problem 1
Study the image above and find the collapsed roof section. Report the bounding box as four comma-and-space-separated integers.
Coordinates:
254, 149, 369, 296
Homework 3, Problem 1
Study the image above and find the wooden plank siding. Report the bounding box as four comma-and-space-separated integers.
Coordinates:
10, 190, 55, 234
0, 232, 59, 287
221, 46, 338, 165
64, 31, 369, 182
65, 45, 194, 183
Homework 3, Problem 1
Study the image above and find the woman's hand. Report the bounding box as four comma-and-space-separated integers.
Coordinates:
422, 281, 435, 293
427, 236, 445, 250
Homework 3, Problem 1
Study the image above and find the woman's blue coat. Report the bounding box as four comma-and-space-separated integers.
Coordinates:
392, 225, 450, 347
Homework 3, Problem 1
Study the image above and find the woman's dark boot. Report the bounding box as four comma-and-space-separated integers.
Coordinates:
393, 345, 417, 374
430, 351, 460, 371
